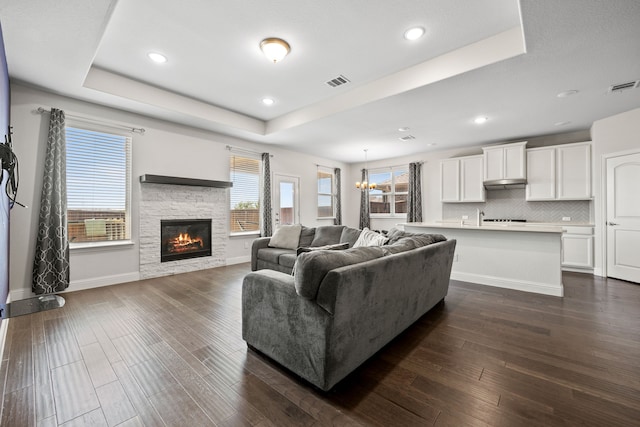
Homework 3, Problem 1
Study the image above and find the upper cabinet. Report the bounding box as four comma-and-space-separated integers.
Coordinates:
440, 155, 485, 203
526, 142, 592, 201
482, 141, 527, 182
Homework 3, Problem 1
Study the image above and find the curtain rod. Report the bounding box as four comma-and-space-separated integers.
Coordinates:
36, 107, 146, 134
226, 144, 273, 157
315, 163, 340, 170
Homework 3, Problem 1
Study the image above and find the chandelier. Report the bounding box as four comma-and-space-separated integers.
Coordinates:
355, 149, 377, 190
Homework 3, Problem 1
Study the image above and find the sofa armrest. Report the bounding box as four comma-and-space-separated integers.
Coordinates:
251, 237, 271, 271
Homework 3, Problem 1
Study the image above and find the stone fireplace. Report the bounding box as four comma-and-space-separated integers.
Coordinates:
139, 175, 232, 279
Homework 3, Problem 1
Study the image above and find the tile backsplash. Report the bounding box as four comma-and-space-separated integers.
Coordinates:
442, 188, 591, 223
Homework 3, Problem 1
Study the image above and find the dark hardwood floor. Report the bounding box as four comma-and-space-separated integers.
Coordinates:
1, 264, 639, 426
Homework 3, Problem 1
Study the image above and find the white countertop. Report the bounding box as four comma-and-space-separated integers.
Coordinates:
401, 222, 565, 233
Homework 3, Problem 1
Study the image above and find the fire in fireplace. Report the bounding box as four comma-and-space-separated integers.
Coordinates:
160, 219, 212, 262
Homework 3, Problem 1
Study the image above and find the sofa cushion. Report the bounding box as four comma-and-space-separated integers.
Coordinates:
293, 246, 386, 299
298, 226, 316, 247
296, 242, 349, 255
339, 226, 362, 248
279, 252, 298, 269
310, 225, 345, 247
353, 227, 388, 248
269, 224, 302, 250
257, 248, 294, 265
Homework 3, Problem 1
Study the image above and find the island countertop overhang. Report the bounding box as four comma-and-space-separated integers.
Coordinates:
399, 222, 564, 234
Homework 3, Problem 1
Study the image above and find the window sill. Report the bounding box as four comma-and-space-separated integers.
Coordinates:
316, 217, 336, 221
70, 240, 135, 252
230, 231, 261, 238
370, 215, 408, 219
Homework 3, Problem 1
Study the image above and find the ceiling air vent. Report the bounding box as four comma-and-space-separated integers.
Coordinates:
608, 80, 639, 93
326, 75, 350, 88
399, 135, 416, 142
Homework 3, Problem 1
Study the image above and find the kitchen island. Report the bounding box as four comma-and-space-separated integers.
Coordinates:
401, 222, 564, 296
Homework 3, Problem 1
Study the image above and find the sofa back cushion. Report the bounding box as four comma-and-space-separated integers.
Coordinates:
382, 233, 447, 255
294, 247, 385, 299
310, 225, 345, 247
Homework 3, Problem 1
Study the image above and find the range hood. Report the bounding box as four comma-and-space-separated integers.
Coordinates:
483, 178, 527, 190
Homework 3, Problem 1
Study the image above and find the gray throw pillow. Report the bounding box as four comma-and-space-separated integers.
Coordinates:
339, 227, 362, 248
310, 225, 345, 247
268, 224, 302, 250
298, 226, 316, 247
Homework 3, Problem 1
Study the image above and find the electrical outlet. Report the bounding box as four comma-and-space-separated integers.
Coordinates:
562, 216, 571, 221
462, 215, 469, 220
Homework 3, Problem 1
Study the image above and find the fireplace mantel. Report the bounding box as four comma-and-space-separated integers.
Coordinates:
140, 174, 232, 188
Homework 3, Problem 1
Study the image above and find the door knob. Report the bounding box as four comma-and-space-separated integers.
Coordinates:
607, 221, 619, 226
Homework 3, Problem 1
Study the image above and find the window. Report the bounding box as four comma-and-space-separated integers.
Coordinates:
66, 126, 131, 244
230, 155, 260, 233
317, 166, 335, 218
369, 166, 408, 216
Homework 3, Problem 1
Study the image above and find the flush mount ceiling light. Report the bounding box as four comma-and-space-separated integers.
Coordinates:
474, 116, 489, 124
261, 97, 275, 106
260, 38, 291, 63
554, 121, 571, 126
404, 26, 425, 41
147, 52, 168, 64
398, 126, 410, 132
557, 89, 579, 98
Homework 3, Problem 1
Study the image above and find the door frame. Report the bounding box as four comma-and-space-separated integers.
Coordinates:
601, 148, 640, 278
272, 172, 301, 228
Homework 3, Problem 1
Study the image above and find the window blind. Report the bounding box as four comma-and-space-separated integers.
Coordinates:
229, 155, 260, 232
66, 126, 131, 243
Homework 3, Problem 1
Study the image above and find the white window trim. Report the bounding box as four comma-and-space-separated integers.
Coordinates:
66, 122, 133, 247
229, 153, 262, 237
369, 165, 408, 218
317, 166, 336, 220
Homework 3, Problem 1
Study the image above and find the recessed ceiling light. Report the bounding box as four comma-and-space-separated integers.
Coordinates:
426, 143, 437, 147
554, 121, 571, 126
147, 52, 168, 64
557, 89, 579, 98
404, 27, 425, 41
474, 116, 489, 124
398, 127, 410, 132
262, 98, 275, 106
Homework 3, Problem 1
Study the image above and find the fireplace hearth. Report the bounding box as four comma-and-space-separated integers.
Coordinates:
161, 219, 212, 262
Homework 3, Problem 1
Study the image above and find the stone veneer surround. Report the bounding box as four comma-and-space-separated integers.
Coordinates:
140, 183, 228, 279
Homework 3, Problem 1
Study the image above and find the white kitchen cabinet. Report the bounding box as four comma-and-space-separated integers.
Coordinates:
557, 142, 591, 199
562, 226, 594, 270
440, 155, 485, 203
526, 142, 592, 201
483, 141, 527, 182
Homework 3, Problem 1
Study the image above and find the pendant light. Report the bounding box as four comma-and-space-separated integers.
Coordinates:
355, 149, 377, 190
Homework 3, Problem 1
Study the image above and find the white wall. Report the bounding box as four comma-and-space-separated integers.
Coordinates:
591, 107, 640, 277
9, 84, 349, 300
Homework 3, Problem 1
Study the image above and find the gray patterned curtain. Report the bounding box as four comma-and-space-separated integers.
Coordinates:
261, 152, 273, 237
33, 108, 69, 295
407, 162, 423, 222
333, 167, 342, 225
358, 168, 370, 229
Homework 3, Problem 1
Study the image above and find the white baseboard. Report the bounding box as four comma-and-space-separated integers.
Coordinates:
451, 271, 564, 297
9, 272, 140, 301
0, 293, 11, 363
226, 256, 250, 265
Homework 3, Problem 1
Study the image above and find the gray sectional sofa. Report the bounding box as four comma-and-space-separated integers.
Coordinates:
243, 225, 456, 391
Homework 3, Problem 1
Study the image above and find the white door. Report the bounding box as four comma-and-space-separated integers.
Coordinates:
606, 152, 640, 283
273, 174, 300, 227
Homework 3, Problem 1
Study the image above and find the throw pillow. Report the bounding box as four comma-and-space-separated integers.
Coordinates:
296, 242, 349, 256
268, 224, 302, 250
339, 226, 362, 248
352, 227, 389, 248
298, 226, 316, 247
